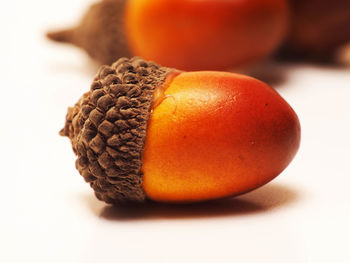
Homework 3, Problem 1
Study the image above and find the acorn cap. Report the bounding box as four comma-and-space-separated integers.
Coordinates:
60, 57, 172, 203
47, 0, 130, 65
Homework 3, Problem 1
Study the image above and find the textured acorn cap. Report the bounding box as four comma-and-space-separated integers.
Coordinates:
60, 57, 172, 203
47, 0, 130, 65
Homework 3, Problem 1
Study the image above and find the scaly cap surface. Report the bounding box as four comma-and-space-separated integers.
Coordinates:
60, 57, 171, 203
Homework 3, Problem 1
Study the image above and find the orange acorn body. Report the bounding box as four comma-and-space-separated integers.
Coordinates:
125, 0, 289, 70
142, 71, 300, 202
61, 57, 300, 204
48, 0, 289, 70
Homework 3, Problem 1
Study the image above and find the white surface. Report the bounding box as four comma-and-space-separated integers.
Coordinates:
1, 1, 350, 263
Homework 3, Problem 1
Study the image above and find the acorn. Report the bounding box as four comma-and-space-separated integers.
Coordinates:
282, 0, 350, 62
47, 0, 289, 70
60, 57, 301, 204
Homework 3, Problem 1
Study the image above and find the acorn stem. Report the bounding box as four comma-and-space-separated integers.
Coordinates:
46, 28, 76, 44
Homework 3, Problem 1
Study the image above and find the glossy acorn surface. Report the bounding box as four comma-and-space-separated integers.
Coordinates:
142, 71, 301, 203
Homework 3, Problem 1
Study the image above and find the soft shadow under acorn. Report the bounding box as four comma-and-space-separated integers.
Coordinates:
82, 183, 300, 221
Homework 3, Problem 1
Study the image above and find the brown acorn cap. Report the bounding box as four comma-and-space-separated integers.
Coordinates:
47, 0, 130, 65
60, 57, 172, 203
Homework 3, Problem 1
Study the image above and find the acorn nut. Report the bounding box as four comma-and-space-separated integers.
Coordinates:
60, 57, 301, 204
47, 0, 289, 70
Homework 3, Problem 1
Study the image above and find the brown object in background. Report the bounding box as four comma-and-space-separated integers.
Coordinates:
47, 0, 289, 71
47, 0, 130, 65
282, 0, 350, 62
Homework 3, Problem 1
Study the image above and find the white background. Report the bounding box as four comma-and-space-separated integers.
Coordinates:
1, 1, 350, 262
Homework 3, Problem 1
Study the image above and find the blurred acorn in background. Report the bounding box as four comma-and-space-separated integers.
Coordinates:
47, 0, 289, 71
281, 0, 350, 63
